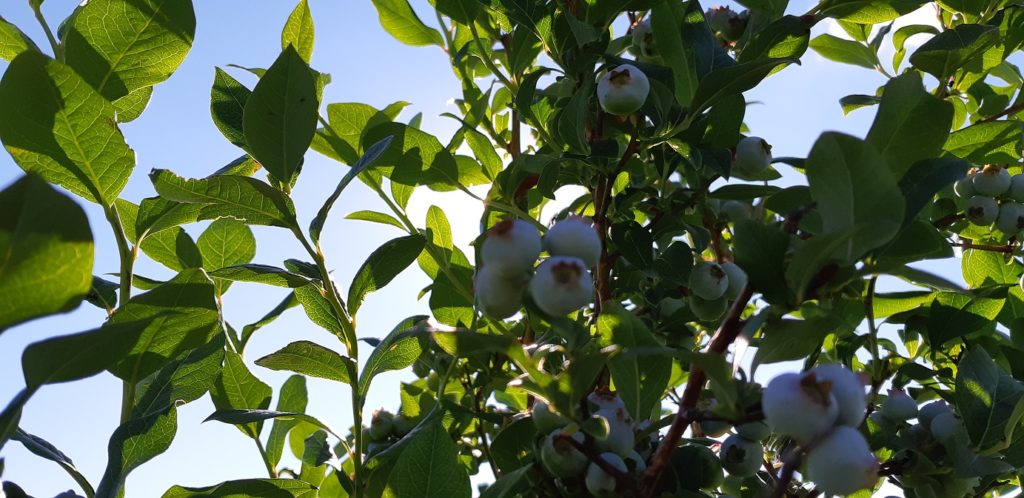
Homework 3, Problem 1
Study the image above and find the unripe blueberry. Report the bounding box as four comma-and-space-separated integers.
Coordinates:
929, 411, 966, 443
588, 390, 627, 413
732, 137, 772, 177
689, 261, 729, 300
529, 256, 594, 316
585, 452, 627, 496
624, 450, 648, 473
474, 265, 524, 319
597, 64, 650, 116
481, 219, 542, 277
688, 294, 727, 321
966, 195, 999, 225
806, 426, 879, 496
719, 434, 763, 477
369, 409, 394, 441
1010, 174, 1024, 202
366, 440, 390, 457
735, 421, 771, 441
954, 176, 976, 198
997, 202, 1024, 234
630, 18, 656, 58
720, 200, 751, 222
592, 407, 636, 456
720, 261, 747, 300
810, 364, 867, 427
881, 389, 918, 422
972, 165, 1011, 196
532, 400, 571, 434
917, 401, 951, 429
673, 445, 724, 490
706, 6, 748, 42
544, 216, 601, 268
393, 413, 416, 437
762, 372, 839, 442
540, 429, 588, 478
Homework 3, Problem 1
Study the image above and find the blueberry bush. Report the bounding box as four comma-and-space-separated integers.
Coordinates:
2, 0, 1024, 496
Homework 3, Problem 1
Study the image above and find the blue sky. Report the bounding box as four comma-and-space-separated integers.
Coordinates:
0, 0, 951, 496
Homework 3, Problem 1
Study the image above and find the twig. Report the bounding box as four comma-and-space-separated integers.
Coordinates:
952, 240, 1017, 253
980, 102, 1024, 122
769, 449, 804, 498
639, 285, 754, 496
594, 136, 641, 313
560, 434, 635, 489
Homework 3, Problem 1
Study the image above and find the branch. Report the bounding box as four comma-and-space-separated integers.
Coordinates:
594, 136, 641, 313
639, 285, 754, 496
980, 102, 1024, 123
769, 449, 804, 498
952, 240, 1017, 253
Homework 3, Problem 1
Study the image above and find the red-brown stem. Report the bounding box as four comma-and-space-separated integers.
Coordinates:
639, 285, 754, 496
593, 137, 641, 313
952, 240, 1017, 253
980, 102, 1024, 123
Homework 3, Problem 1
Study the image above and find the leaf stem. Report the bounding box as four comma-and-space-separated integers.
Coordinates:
30, 1, 62, 60
254, 437, 278, 478
104, 202, 136, 423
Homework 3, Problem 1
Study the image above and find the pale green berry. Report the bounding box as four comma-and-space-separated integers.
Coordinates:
996, 202, 1024, 234
474, 265, 524, 319
706, 6, 748, 42
689, 261, 729, 300
544, 216, 601, 268
585, 452, 627, 496
591, 407, 635, 456
806, 426, 879, 496
597, 64, 650, 116
720, 261, 747, 300
810, 363, 867, 427
529, 256, 594, 316
930, 411, 966, 443
881, 389, 918, 422
719, 434, 763, 477
917, 401, 951, 429
735, 421, 771, 441
369, 409, 394, 441
720, 200, 751, 222
481, 219, 542, 277
762, 372, 838, 443
954, 176, 976, 198
540, 429, 588, 478
688, 294, 727, 321
588, 390, 626, 413
532, 400, 570, 434
1010, 174, 1024, 201
630, 18, 655, 58
733, 136, 772, 177
966, 195, 999, 225
971, 165, 1011, 196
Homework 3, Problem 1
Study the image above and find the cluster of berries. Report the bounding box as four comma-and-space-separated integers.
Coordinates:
762, 365, 879, 496
363, 408, 415, 457
532, 391, 655, 496
476, 217, 600, 319
685, 260, 748, 320
956, 165, 1024, 235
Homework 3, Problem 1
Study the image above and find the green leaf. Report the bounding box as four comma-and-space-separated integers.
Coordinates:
805, 132, 904, 261
313, 101, 404, 164
63, 0, 196, 101
198, 219, 256, 294
294, 284, 347, 336
347, 210, 406, 230
86, 276, 119, 311
243, 46, 319, 184
733, 220, 790, 305
963, 249, 1019, 287
651, 1, 697, 108
310, 135, 394, 244
150, 169, 299, 228
96, 407, 178, 498
22, 319, 150, 391
211, 350, 272, 439
11, 429, 94, 497
739, 15, 812, 63
0, 51, 136, 205
134, 196, 203, 240
162, 479, 318, 498
436, 0, 481, 24
255, 340, 353, 384
348, 234, 426, 316
371, 0, 444, 47
820, 0, 928, 24
956, 347, 1024, 450
0, 175, 92, 332
866, 72, 954, 178
839, 94, 880, 115
359, 316, 429, 397
809, 34, 879, 69
892, 24, 939, 69
0, 15, 35, 62
204, 410, 339, 438
267, 375, 307, 467
361, 122, 461, 189
753, 317, 837, 369
597, 304, 672, 420
210, 68, 251, 150
690, 58, 796, 113
897, 157, 969, 223
945, 121, 1024, 164
107, 269, 220, 385
382, 421, 471, 498
139, 224, 202, 272
909, 24, 999, 80
282, 0, 315, 63
241, 292, 299, 349
927, 291, 1004, 346
209, 264, 312, 288
132, 338, 224, 418
113, 86, 153, 123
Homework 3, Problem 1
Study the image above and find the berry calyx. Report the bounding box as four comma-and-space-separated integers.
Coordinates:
732, 136, 772, 177
719, 434, 763, 477
540, 429, 588, 478
805, 426, 879, 496
587, 389, 627, 413
762, 371, 839, 442
810, 364, 867, 427
597, 64, 650, 116
481, 219, 542, 277
529, 256, 594, 316
474, 265, 525, 319
966, 195, 999, 226
972, 165, 1011, 196
689, 261, 729, 300
544, 216, 601, 268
